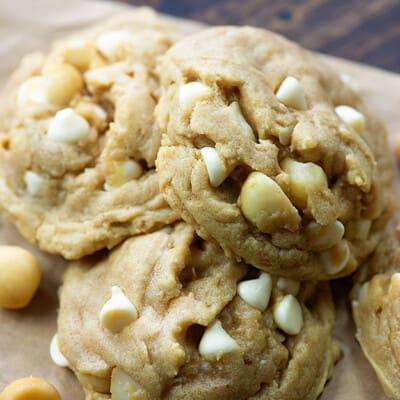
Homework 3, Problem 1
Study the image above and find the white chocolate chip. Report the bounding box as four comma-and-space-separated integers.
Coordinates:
99, 286, 137, 333
239, 171, 300, 233
49, 334, 69, 368
278, 126, 293, 146
24, 171, 46, 196
121, 160, 142, 180
340, 73, 360, 92
110, 368, 144, 400
179, 82, 212, 111
335, 105, 365, 133
389, 273, 400, 296
273, 294, 303, 335
392, 272, 400, 281
237, 272, 272, 311
96, 30, 131, 59
199, 320, 239, 360
358, 282, 369, 303
276, 278, 300, 296
281, 158, 328, 210
104, 183, 113, 192
228, 101, 255, 140
48, 108, 90, 143
93, 105, 107, 121
17, 77, 47, 107
276, 77, 307, 110
320, 240, 350, 275
200, 147, 228, 187
305, 220, 345, 251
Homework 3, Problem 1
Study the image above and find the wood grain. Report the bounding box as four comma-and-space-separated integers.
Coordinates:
118, 0, 400, 72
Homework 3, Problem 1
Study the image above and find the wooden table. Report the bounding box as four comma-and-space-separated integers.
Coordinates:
118, 0, 400, 73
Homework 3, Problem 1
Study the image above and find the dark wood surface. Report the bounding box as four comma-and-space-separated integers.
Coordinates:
116, 0, 400, 73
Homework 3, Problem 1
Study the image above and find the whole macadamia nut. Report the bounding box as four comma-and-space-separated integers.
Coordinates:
0, 377, 60, 400
0, 246, 41, 309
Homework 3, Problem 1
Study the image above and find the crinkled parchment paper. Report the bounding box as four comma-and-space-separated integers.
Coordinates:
1, 1, 399, 399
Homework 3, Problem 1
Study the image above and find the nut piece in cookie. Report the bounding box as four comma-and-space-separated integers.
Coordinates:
57, 223, 339, 400
0, 9, 198, 259
155, 26, 394, 280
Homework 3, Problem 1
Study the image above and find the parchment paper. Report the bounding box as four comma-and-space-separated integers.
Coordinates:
0, 1, 399, 399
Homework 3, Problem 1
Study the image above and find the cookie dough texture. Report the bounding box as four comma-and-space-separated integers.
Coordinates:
0, 8, 201, 259
156, 26, 394, 280
58, 223, 339, 400
351, 234, 400, 400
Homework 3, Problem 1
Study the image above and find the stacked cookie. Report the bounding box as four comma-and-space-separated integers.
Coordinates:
351, 233, 400, 399
0, 8, 396, 400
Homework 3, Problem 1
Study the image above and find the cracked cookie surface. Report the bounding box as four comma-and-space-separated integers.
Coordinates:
0, 8, 200, 259
155, 26, 394, 280
57, 222, 339, 400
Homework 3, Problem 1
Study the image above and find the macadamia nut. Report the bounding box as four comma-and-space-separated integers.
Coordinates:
60, 40, 95, 71
76, 373, 110, 394
104, 160, 143, 191
239, 171, 300, 233
43, 63, 83, 105
100, 286, 137, 333
281, 157, 328, 210
75, 103, 107, 128
110, 368, 146, 400
199, 320, 239, 360
320, 240, 350, 275
237, 272, 272, 311
0, 246, 41, 309
200, 147, 228, 187
0, 377, 61, 400
276, 76, 307, 110
305, 220, 345, 251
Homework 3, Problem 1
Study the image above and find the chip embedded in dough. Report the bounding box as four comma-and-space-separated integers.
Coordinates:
57, 223, 339, 400
155, 26, 395, 280
0, 9, 202, 259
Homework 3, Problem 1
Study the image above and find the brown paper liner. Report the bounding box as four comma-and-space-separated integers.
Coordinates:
1, 1, 399, 398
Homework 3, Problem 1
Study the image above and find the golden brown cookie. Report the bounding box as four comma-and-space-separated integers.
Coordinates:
351, 233, 400, 400
0, 9, 201, 259
56, 223, 339, 400
155, 26, 394, 280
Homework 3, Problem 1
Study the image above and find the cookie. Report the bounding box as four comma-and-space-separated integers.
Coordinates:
0, 8, 201, 259
351, 233, 400, 399
56, 222, 339, 400
155, 26, 395, 280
